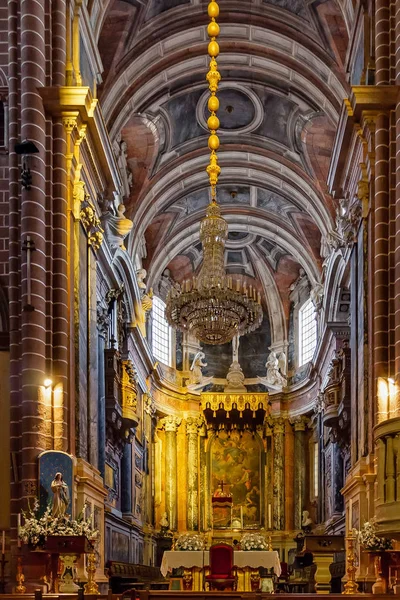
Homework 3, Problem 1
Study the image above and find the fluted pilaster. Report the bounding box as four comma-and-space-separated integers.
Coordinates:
186, 416, 203, 530
293, 416, 308, 529
272, 417, 285, 530
160, 415, 182, 530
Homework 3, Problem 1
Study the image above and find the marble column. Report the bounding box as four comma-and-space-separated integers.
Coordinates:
121, 441, 133, 514
161, 415, 181, 530
96, 304, 109, 479
186, 417, 202, 530
332, 442, 344, 513
293, 417, 308, 529
272, 418, 285, 530
144, 392, 156, 525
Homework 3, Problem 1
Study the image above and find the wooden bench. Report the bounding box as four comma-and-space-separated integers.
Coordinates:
106, 561, 168, 594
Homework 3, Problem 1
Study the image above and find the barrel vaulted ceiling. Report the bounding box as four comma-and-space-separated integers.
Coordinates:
96, 0, 350, 340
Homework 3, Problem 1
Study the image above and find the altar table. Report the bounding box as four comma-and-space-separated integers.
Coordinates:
161, 550, 281, 591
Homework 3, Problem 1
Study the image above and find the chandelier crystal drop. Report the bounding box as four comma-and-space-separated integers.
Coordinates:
165, 0, 263, 345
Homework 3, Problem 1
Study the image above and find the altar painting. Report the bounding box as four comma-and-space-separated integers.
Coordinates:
210, 431, 261, 527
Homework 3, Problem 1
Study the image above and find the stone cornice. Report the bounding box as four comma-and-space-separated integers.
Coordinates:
328, 85, 400, 195
39, 86, 122, 194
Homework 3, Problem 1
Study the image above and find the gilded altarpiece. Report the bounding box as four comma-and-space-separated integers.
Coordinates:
209, 431, 264, 528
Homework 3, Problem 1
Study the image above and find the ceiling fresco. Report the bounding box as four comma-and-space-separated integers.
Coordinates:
97, 0, 349, 346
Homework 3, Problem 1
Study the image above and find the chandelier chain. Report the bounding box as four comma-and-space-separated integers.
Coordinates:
165, 0, 263, 345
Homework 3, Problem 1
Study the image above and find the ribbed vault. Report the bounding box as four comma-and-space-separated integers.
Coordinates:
97, 0, 349, 350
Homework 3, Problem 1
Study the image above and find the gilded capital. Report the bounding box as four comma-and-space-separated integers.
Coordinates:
186, 416, 204, 435
272, 417, 285, 435
291, 416, 309, 432
160, 415, 182, 432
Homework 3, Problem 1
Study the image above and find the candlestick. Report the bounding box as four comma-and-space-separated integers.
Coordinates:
0, 552, 7, 594
15, 554, 26, 594
343, 533, 359, 594
17, 514, 21, 548
84, 553, 99, 594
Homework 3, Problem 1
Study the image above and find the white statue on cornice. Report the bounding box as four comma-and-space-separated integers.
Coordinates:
278, 351, 287, 376
311, 283, 324, 311
135, 268, 153, 338
225, 361, 246, 392
187, 351, 213, 392
257, 350, 287, 390
101, 202, 133, 251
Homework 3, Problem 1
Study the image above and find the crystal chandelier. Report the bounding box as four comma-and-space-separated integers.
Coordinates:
165, 0, 263, 345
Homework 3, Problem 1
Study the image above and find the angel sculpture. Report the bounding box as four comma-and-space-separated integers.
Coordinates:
257, 350, 287, 390
187, 351, 213, 392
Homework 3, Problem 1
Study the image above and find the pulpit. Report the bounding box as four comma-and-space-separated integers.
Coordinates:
45, 535, 94, 593
302, 534, 344, 594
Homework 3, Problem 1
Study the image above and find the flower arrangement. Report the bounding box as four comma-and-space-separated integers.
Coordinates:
174, 533, 204, 551
19, 499, 99, 549
241, 533, 268, 551
355, 520, 393, 552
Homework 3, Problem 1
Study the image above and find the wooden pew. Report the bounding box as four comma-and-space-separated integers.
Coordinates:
106, 562, 167, 594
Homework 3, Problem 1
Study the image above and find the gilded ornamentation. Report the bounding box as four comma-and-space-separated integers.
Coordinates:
291, 416, 309, 431
201, 392, 269, 413
143, 392, 156, 417
206, 58, 221, 94
79, 186, 104, 251
62, 115, 78, 134
186, 416, 204, 435
84, 553, 99, 594
121, 359, 139, 424
15, 556, 26, 594
159, 414, 182, 432
342, 534, 359, 594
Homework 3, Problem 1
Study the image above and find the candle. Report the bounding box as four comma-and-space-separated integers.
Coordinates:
240, 506, 243, 529
268, 503, 272, 529
17, 514, 21, 547
349, 498, 353, 532
2, 531, 5, 554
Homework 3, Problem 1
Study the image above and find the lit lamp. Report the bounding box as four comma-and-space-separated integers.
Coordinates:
165, 1, 263, 345
14, 139, 39, 190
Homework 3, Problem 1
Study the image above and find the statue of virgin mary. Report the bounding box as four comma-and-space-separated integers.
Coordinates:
51, 472, 70, 517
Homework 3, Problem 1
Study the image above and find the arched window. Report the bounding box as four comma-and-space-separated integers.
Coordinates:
299, 298, 317, 366
152, 296, 172, 367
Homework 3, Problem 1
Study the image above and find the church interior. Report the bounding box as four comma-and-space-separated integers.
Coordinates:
1, 0, 400, 596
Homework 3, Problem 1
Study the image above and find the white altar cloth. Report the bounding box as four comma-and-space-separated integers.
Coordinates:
161, 551, 209, 577
160, 550, 281, 578
234, 551, 281, 575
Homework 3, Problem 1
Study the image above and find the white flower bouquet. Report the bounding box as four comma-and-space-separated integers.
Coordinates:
241, 533, 268, 550
355, 520, 393, 551
19, 499, 99, 549
175, 533, 204, 551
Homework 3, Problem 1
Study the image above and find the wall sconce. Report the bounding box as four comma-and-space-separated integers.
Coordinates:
377, 376, 397, 422
14, 139, 39, 190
